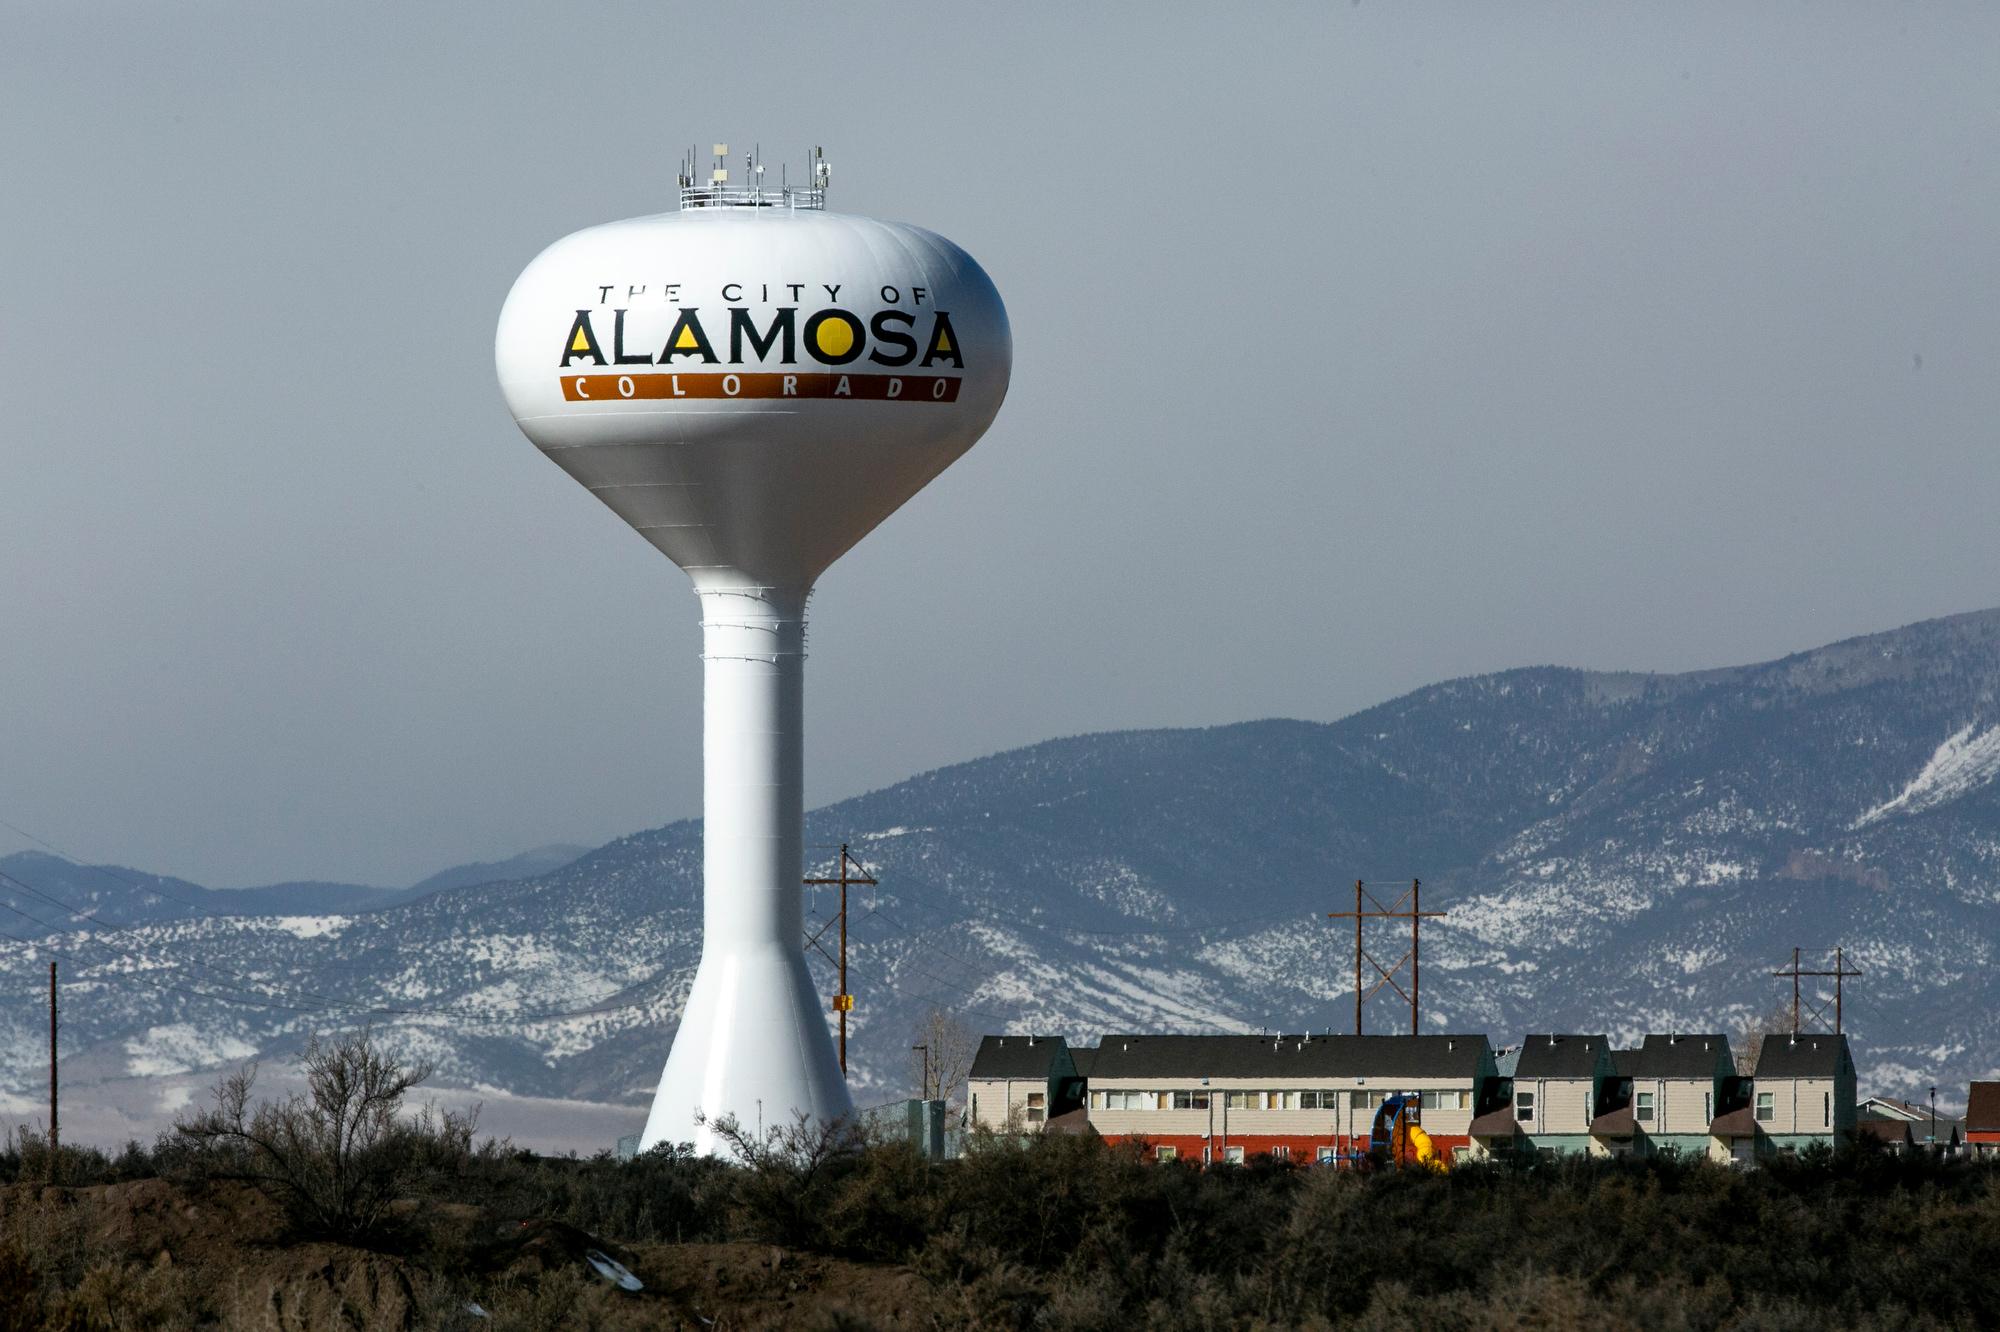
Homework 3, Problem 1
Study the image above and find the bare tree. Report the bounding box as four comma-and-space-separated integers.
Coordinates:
909, 1006, 978, 1106
1733, 1003, 1795, 1076
174, 1029, 468, 1241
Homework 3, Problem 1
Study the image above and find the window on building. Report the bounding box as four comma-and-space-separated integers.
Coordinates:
1089, 1091, 1103, 1110
1273, 1145, 1290, 1160
1223, 1145, 1245, 1164
1202, 1146, 1212, 1164
1636, 1092, 1654, 1123
1755, 1092, 1774, 1123
1225, 1091, 1257, 1110
1026, 1092, 1045, 1124
1705, 1092, 1713, 1123
1516, 1090, 1536, 1122
1824, 1092, 1831, 1128
1171, 1090, 1210, 1110
1350, 1091, 1369, 1110
1155, 1145, 1177, 1163
1421, 1090, 1440, 1110
1157, 1092, 1172, 1110
1316, 1146, 1336, 1164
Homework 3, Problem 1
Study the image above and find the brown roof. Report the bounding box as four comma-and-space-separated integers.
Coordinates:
1858, 1119, 1912, 1147
1042, 1108, 1097, 1137
1468, 1106, 1520, 1137
1709, 1106, 1758, 1137
1967, 1082, 2000, 1133
1591, 1105, 1636, 1138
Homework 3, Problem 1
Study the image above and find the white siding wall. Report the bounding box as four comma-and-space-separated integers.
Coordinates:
1757, 1077, 1835, 1135
1085, 1076, 1478, 1140
968, 1077, 1046, 1132
1515, 1076, 1595, 1135
1630, 1078, 1718, 1135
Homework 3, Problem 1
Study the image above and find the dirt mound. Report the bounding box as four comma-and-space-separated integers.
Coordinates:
0, 1180, 934, 1331
215, 1242, 420, 1332
625, 1242, 932, 1331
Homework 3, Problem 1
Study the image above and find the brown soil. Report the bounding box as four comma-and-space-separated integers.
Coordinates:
0, 1180, 934, 1331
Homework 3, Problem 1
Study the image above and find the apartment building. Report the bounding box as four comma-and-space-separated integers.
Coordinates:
1082, 1033, 1497, 1164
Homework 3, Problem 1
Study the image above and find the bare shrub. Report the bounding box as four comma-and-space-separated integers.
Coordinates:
702, 1110, 866, 1248
173, 1028, 473, 1243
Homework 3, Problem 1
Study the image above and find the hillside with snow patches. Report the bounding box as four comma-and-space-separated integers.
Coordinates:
4, 608, 2000, 1134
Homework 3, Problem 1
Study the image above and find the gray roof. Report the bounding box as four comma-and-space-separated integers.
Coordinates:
1514, 1034, 1611, 1079
969, 1035, 1069, 1081
1627, 1034, 1733, 1079
1752, 1033, 1850, 1079
1068, 1047, 1097, 1079
1089, 1033, 1491, 1081
1611, 1049, 1641, 1076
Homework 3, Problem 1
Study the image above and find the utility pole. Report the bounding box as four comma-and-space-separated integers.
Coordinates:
1773, 947, 1863, 1034
48, 960, 58, 1183
912, 1043, 931, 1101
1327, 879, 1445, 1035
804, 844, 877, 1076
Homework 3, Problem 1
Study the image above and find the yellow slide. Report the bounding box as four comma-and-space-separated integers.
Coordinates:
1396, 1119, 1449, 1171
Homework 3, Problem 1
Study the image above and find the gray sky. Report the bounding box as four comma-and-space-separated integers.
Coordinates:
4, 3, 1996, 888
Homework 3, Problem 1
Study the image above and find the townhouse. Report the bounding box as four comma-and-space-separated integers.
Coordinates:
1471, 1034, 1619, 1159
1082, 1032, 1497, 1164
1620, 1033, 1741, 1161
967, 1034, 1079, 1132
1748, 1032, 1856, 1154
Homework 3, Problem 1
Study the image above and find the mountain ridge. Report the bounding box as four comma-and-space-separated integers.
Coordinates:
4, 606, 1997, 1134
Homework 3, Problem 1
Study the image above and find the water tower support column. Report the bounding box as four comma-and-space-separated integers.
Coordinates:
639, 583, 853, 1154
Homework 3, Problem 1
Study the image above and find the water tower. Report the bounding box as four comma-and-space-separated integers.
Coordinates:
495, 147, 1011, 1154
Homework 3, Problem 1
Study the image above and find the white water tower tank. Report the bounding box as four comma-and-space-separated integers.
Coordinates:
495, 149, 1010, 1154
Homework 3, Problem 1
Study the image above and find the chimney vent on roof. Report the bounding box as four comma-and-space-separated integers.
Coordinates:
1448, 1039, 1455, 1051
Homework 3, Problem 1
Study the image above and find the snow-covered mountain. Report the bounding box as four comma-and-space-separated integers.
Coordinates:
4, 609, 1998, 1126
